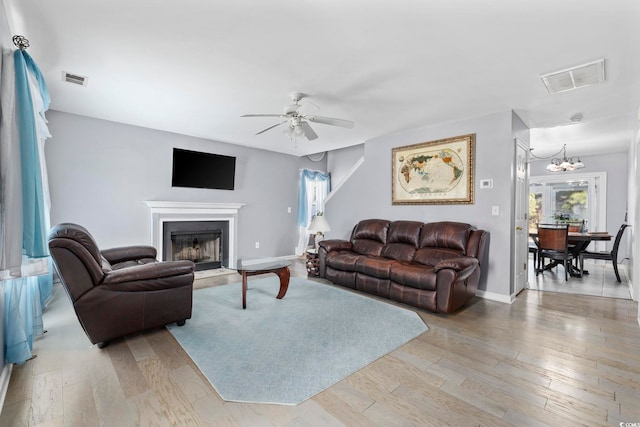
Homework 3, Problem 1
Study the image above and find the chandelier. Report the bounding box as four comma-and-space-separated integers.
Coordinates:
545, 144, 584, 172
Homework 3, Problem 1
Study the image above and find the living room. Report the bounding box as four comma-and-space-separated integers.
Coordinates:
2, 1, 640, 425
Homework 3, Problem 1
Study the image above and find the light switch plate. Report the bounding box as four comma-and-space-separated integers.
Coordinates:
480, 179, 493, 189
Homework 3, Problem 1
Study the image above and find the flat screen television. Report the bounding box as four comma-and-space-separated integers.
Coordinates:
171, 148, 236, 190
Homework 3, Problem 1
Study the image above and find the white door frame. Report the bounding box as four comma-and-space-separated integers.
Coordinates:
513, 139, 529, 297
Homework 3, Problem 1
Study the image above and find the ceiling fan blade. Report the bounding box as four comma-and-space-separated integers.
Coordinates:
300, 122, 318, 141
255, 120, 288, 135
241, 114, 285, 118
307, 115, 354, 129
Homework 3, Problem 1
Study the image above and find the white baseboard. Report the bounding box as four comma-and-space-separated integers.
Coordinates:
476, 289, 513, 304
0, 363, 12, 412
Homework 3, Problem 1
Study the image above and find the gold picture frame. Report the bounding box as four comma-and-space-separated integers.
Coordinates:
392, 134, 475, 205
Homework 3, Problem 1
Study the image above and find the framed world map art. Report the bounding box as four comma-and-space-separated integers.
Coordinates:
392, 134, 475, 205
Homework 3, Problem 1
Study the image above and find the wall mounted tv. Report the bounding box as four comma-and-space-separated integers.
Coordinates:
171, 148, 236, 190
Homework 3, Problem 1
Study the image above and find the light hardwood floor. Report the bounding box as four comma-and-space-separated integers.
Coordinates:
2, 258, 639, 426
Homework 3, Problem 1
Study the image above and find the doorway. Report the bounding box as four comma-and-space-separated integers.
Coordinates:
526, 172, 630, 298
529, 172, 606, 251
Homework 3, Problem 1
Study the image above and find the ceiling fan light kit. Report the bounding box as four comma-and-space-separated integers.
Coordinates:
242, 92, 354, 143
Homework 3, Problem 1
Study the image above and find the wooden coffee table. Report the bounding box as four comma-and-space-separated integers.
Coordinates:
236, 260, 291, 309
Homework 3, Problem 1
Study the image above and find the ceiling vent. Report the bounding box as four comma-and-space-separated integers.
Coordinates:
540, 59, 605, 94
62, 71, 88, 87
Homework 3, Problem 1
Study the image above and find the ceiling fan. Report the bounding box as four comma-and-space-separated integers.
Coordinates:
241, 92, 354, 141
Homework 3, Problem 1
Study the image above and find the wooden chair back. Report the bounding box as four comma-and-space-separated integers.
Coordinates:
567, 220, 585, 233
537, 223, 570, 252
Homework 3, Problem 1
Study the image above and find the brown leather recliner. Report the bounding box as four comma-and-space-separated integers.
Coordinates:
318, 220, 488, 313
48, 223, 195, 348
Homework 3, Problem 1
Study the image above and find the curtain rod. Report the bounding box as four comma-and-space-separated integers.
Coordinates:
13, 35, 29, 51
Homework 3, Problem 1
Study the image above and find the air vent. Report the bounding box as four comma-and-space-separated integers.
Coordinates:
540, 59, 604, 94
62, 71, 88, 87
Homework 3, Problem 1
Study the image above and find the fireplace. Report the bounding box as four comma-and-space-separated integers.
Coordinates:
144, 201, 244, 270
163, 221, 229, 271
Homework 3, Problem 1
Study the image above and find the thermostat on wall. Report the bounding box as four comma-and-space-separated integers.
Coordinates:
480, 179, 493, 189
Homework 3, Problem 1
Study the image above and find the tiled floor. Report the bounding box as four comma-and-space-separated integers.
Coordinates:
527, 256, 632, 299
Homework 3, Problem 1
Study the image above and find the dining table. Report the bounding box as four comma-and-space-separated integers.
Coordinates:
529, 230, 612, 277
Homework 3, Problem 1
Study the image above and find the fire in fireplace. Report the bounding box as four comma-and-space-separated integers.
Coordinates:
162, 221, 229, 271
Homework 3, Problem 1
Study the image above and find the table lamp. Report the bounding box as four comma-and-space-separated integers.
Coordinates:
308, 214, 331, 250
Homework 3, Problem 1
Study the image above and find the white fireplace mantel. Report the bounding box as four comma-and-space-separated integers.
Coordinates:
144, 201, 245, 268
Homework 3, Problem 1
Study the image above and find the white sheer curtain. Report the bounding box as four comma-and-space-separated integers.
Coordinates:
296, 169, 330, 255
0, 48, 23, 274
1, 45, 53, 364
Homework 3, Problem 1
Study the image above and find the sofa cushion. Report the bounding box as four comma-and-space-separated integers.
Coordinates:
356, 274, 390, 298
389, 283, 437, 312
325, 268, 356, 289
389, 262, 437, 290
380, 221, 422, 262
381, 243, 416, 262
419, 222, 472, 253
352, 240, 385, 257
351, 219, 390, 256
414, 247, 464, 266
387, 221, 423, 246
355, 256, 398, 279
325, 251, 362, 271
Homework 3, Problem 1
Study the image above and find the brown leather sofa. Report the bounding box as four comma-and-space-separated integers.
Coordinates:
48, 223, 195, 348
318, 220, 487, 313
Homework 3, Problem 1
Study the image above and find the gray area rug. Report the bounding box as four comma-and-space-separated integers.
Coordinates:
167, 277, 428, 405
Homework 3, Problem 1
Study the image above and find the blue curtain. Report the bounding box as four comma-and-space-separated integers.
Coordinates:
297, 169, 330, 227
4, 260, 52, 363
1, 47, 53, 364
15, 49, 50, 258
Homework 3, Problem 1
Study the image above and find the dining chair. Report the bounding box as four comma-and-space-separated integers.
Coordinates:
580, 224, 630, 282
536, 223, 574, 281
567, 219, 586, 233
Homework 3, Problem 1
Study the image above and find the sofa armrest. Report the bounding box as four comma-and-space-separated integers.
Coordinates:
102, 260, 194, 288
101, 246, 158, 264
318, 239, 353, 253
435, 257, 481, 313
434, 257, 478, 276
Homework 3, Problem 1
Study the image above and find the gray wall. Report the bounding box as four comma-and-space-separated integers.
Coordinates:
45, 111, 324, 258
327, 144, 364, 189
324, 110, 519, 299
530, 151, 629, 260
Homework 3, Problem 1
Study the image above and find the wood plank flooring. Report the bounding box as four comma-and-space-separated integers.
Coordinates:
2, 258, 639, 426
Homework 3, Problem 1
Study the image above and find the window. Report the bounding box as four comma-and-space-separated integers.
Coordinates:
296, 169, 330, 254
529, 172, 606, 235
